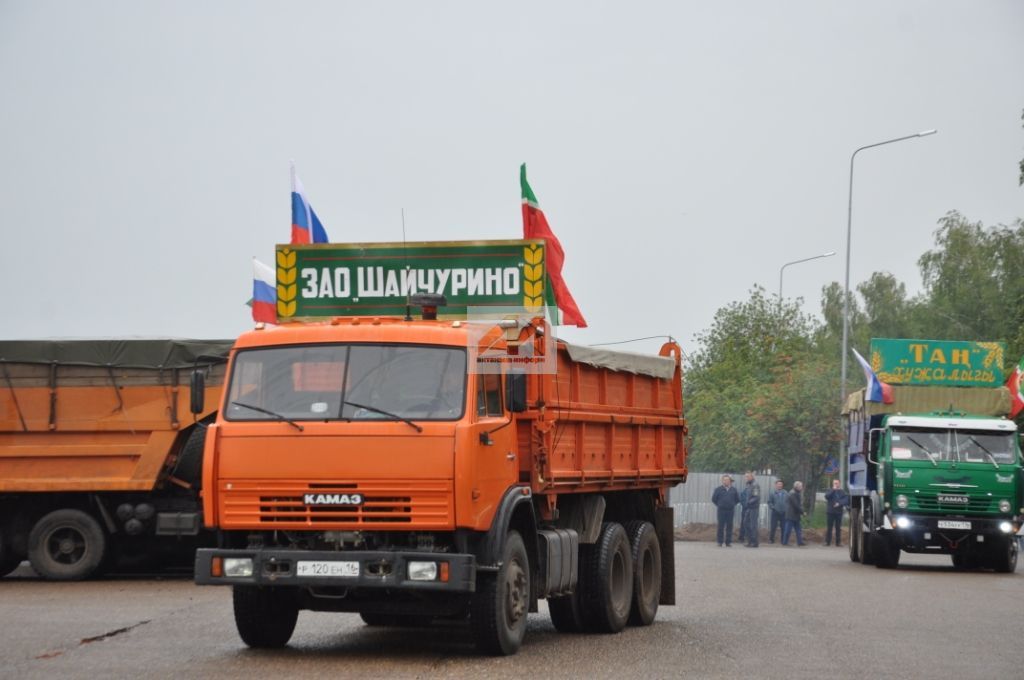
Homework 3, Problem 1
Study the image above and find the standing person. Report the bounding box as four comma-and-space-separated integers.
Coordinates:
711, 475, 740, 547
742, 471, 761, 547
781, 481, 806, 546
768, 480, 787, 543
824, 479, 849, 546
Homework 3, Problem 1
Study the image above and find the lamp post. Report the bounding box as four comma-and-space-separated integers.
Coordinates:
778, 251, 836, 309
839, 129, 937, 489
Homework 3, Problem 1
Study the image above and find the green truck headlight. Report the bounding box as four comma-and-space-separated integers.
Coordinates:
998, 499, 1011, 513
408, 561, 438, 581
894, 516, 911, 529
224, 557, 254, 577
998, 521, 1013, 533
896, 495, 909, 509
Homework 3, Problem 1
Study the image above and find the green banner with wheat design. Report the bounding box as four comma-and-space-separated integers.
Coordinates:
274, 239, 555, 321
869, 338, 1006, 387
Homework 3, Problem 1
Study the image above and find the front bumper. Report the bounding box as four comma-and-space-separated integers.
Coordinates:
884, 514, 1019, 551
195, 548, 476, 592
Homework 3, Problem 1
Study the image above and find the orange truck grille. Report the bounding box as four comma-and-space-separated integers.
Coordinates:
220, 480, 454, 530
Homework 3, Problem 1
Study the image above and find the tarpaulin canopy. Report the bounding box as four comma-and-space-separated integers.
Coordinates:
0, 339, 234, 368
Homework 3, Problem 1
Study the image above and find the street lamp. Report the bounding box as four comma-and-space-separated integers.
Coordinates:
778, 251, 837, 308
839, 128, 937, 488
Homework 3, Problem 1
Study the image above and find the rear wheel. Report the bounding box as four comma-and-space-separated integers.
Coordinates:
623, 521, 660, 627
232, 586, 299, 648
848, 508, 861, 563
28, 509, 107, 581
580, 522, 633, 634
472, 530, 529, 655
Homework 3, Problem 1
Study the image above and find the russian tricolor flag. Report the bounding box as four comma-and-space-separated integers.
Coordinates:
291, 164, 329, 244
851, 347, 894, 404
252, 258, 277, 324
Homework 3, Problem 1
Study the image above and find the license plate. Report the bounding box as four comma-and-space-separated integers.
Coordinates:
937, 520, 971, 530
296, 560, 359, 577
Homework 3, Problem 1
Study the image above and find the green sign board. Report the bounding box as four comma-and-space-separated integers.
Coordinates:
273, 239, 554, 320
868, 338, 1005, 387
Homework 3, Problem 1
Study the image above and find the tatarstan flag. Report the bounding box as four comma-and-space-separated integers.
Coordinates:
520, 164, 587, 328
1005, 356, 1024, 418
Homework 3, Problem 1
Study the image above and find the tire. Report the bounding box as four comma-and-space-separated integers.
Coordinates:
848, 508, 861, 563
951, 552, 967, 570
28, 509, 107, 581
860, 517, 876, 566
232, 586, 299, 648
359, 612, 432, 627
0, 529, 23, 578
171, 423, 208, 489
580, 522, 633, 634
873, 534, 900, 570
990, 536, 1018, 574
623, 521, 661, 627
472, 530, 530, 655
548, 589, 585, 633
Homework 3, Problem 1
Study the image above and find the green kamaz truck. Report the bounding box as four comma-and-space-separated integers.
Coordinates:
843, 339, 1022, 571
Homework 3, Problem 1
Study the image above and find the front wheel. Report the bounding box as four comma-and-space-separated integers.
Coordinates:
873, 533, 900, 569
848, 508, 861, 563
989, 536, 1018, 573
232, 586, 299, 648
472, 530, 530, 655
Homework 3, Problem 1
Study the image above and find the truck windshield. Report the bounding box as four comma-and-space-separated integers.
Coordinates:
890, 428, 1016, 465
225, 344, 466, 422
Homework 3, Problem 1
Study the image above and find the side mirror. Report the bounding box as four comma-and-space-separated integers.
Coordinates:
190, 369, 206, 414
506, 372, 527, 413
867, 427, 885, 465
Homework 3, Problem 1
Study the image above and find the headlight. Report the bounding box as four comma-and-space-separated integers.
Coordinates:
224, 557, 254, 577
408, 561, 438, 581
998, 521, 1013, 533
896, 495, 909, 509
998, 499, 1011, 513
895, 516, 911, 529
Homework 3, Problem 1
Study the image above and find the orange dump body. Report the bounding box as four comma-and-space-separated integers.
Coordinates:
204, 319, 686, 534
0, 343, 227, 493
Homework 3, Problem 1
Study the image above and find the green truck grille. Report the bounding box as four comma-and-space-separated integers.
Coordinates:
913, 496, 992, 513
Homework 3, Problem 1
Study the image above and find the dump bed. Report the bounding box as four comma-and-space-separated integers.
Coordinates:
520, 340, 688, 495
0, 339, 231, 492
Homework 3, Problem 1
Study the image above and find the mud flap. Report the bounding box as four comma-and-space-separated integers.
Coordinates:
655, 506, 675, 605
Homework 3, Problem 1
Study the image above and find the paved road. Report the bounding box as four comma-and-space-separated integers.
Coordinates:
1, 542, 1019, 679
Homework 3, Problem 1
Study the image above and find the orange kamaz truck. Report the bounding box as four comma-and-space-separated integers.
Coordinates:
0, 339, 231, 579
193, 313, 688, 655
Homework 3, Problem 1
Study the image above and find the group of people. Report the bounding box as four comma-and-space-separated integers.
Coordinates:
711, 473, 849, 548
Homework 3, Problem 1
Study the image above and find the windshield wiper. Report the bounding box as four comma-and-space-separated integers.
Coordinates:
905, 435, 938, 467
965, 435, 1000, 469
342, 400, 423, 433
230, 401, 304, 431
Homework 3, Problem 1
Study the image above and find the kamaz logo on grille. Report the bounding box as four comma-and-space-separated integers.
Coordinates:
303, 493, 364, 506
937, 494, 969, 504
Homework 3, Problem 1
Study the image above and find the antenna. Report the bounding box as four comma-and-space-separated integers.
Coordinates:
402, 208, 412, 321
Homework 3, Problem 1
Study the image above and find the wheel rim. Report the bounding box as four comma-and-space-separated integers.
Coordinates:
46, 527, 87, 565
504, 557, 528, 627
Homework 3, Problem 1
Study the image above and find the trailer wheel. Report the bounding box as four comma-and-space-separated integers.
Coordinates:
27, 509, 107, 581
989, 536, 1018, 574
471, 530, 529, 655
847, 508, 860, 563
232, 586, 299, 648
547, 589, 585, 633
580, 522, 633, 634
623, 521, 660, 627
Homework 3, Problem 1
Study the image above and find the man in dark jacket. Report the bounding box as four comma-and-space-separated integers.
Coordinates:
768, 479, 787, 543
711, 475, 740, 547
824, 479, 849, 546
742, 471, 761, 547
781, 481, 806, 546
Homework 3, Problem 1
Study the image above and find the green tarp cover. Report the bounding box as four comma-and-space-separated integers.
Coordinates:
843, 385, 1011, 418
0, 339, 234, 368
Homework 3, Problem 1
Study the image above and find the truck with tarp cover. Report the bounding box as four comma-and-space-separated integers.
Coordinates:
843, 338, 1023, 571
0, 338, 232, 579
192, 239, 688, 655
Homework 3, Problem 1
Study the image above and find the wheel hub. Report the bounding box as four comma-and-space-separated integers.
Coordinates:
505, 560, 527, 624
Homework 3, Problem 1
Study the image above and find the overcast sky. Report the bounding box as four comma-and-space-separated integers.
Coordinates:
1, 1, 1021, 356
